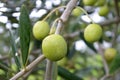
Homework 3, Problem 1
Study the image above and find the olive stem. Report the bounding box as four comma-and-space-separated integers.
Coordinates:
77, 6, 94, 24
44, 60, 53, 80
97, 43, 109, 75
43, 6, 66, 21
55, 0, 78, 34
10, 55, 46, 80
49, 18, 62, 34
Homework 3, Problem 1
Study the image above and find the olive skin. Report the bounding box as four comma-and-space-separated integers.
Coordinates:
33, 21, 50, 40
98, 6, 109, 16
84, 24, 102, 43
72, 7, 82, 17
42, 34, 67, 61
104, 48, 117, 62
83, 0, 97, 6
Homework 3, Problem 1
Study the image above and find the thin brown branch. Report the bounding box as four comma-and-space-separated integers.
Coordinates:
100, 17, 120, 26
44, 60, 53, 80
55, 0, 78, 34
64, 30, 81, 39
97, 43, 109, 75
111, 0, 120, 47
114, 0, 120, 17
0, 55, 9, 60
10, 55, 45, 80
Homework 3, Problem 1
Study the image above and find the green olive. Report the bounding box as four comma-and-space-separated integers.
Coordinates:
83, 0, 97, 6
98, 6, 109, 16
33, 21, 50, 40
84, 24, 102, 43
104, 48, 117, 62
42, 34, 67, 61
72, 7, 82, 17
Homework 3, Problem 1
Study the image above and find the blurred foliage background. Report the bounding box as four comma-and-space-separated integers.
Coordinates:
0, 0, 120, 80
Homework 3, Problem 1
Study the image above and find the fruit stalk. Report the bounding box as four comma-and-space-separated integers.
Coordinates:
76, 6, 94, 23
43, 6, 66, 21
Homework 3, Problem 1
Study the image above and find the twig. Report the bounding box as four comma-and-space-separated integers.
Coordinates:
55, 0, 78, 34
97, 43, 109, 75
44, 60, 53, 80
114, 0, 120, 17
44, 0, 78, 80
100, 17, 120, 26
111, 0, 120, 47
0, 55, 9, 60
100, 75, 113, 80
10, 54, 45, 80
64, 30, 81, 39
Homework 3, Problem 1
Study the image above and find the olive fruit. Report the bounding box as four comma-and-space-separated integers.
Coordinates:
33, 21, 50, 40
98, 6, 109, 16
72, 7, 82, 17
104, 48, 117, 62
57, 57, 68, 66
84, 24, 102, 43
83, 0, 97, 6
95, 0, 106, 6
42, 34, 67, 61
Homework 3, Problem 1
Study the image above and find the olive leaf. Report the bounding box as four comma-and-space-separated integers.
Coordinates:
79, 32, 97, 52
109, 53, 120, 73
9, 30, 21, 69
58, 66, 83, 80
19, 4, 31, 67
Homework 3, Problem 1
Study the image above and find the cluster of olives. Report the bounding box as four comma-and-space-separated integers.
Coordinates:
70, 1, 110, 21
32, 0, 115, 62
82, 0, 109, 17
33, 21, 67, 61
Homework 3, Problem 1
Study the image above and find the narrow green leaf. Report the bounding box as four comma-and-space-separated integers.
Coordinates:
0, 61, 12, 72
58, 66, 83, 80
79, 32, 97, 52
67, 43, 76, 59
19, 4, 31, 67
9, 30, 21, 69
110, 53, 120, 73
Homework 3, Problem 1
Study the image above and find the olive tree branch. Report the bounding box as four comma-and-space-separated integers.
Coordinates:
10, 54, 45, 80
111, 0, 120, 47
98, 44, 109, 75
100, 17, 120, 26
44, 0, 78, 80
63, 16, 120, 38
55, 0, 78, 34
44, 60, 54, 80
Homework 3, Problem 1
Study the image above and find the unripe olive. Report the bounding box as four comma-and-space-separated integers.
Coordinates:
95, 0, 106, 6
83, 0, 97, 6
33, 21, 50, 40
104, 48, 117, 62
72, 7, 82, 17
57, 57, 68, 66
84, 24, 102, 43
98, 6, 109, 16
42, 34, 67, 61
